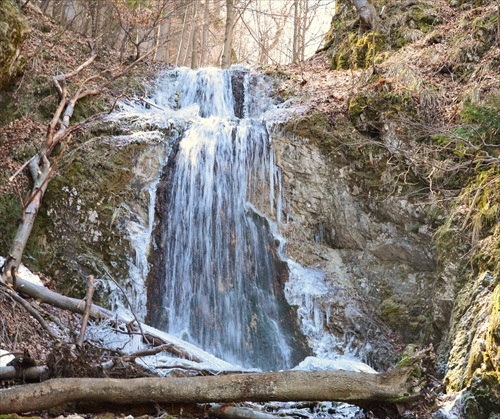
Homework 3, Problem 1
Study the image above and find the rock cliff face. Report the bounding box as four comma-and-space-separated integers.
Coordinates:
315, 0, 500, 415
270, 130, 449, 370
0, 1, 28, 90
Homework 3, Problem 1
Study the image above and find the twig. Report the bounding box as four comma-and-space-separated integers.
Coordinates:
0, 286, 58, 340
123, 342, 202, 363
77, 275, 95, 346
7, 155, 37, 183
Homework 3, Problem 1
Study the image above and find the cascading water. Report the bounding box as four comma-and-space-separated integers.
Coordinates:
146, 67, 308, 371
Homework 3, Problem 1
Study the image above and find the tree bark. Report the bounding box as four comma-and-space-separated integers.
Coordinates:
221, 0, 234, 68
351, 0, 379, 33
190, 0, 200, 69
200, 0, 209, 66
0, 366, 47, 382
3, 156, 51, 281
0, 368, 419, 414
9, 275, 110, 319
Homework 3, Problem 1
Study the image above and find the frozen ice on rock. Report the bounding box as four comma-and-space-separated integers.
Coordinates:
294, 356, 378, 374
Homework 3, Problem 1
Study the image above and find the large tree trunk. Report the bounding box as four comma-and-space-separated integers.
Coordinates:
351, 0, 379, 33
0, 368, 419, 414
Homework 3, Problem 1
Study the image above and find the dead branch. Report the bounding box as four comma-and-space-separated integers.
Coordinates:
1, 275, 111, 320
1, 288, 59, 340
122, 343, 201, 364
0, 365, 47, 382
77, 275, 95, 347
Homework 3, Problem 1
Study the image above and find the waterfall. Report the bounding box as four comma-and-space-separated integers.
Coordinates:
147, 67, 308, 371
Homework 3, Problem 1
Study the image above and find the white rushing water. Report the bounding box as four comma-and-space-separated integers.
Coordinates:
109, 67, 300, 370
153, 67, 300, 371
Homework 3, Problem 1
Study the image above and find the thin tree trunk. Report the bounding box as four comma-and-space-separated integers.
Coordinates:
153, 23, 162, 61
201, 0, 210, 66
165, 19, 172, 63
0, 367, 421, 414
2, 157, 51, 279
191, 21, 199, 68
299, 0, 307, 61
221, 0, 234, 68
176, 3, 190, 66
292, 0, 299, 62
40, 0, 51, 13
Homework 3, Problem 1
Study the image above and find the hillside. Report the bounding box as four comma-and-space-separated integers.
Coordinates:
0, 0, 499, 417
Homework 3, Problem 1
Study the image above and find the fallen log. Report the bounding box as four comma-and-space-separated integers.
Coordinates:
0, 365, 47, 381
10, 276, 111, 320
209, 404, 283, 419
0, 368, 419, 414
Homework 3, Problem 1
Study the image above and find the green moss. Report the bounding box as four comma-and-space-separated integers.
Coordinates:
441, 164, 500, 413
354, 32, 385, 69
348, 81, 416, 136
460, 372, 500, 419
284, 111, 338, 149
408, 5, 442, 33
381, 297, 408, 329
0, 0, 29, 90
0, 193, 23, 254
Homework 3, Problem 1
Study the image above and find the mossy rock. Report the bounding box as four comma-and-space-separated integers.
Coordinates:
0, 0, 29, 90
325, 0, 445, 70
381, 297, 407, 327
283, 111, 341, 152
22, 125, 166, 305
0, 193, 23, 255
443, 167, 500, 413
348, 80, 416, 136
460, 372, 500, 419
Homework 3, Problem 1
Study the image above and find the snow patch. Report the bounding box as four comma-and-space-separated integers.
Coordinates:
294, 356, 377, 374
0, 256, 43, 286
0, 349, 15, 367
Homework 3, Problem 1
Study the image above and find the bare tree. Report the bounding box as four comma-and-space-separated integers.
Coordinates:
1, 43, 159, 286
221, 0, 234, 67
111, 0, 172, 60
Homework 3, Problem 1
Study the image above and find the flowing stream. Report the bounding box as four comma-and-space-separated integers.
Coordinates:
144, 67, 307, 370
